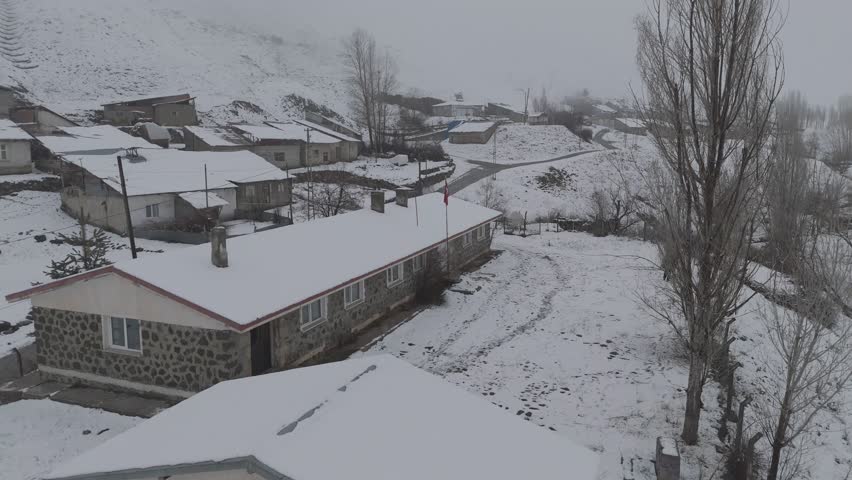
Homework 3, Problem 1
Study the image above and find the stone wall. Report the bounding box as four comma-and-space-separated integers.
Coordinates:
34, 307, 251, 394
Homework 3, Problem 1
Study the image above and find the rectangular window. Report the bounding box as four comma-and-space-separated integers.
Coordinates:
322, 151, 329, 162
386, 262, 404, 286
413, 253, 425, 272
313, 149, 319, 158
462, 231, 473, 247
274, 152, 286, 163
0, 144, 7, 161
107, 316, 142, 352
300, 297, 327, 328
145, 204, 159, 218
343, 281, 365, 308
474, 224, 489, 240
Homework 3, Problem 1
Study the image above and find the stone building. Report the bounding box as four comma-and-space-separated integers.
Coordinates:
0, 118, 34, 175
59, 148, 291, 235
43, 355, 599, 480
102, 94, 198, 127
7, 192, 501, 398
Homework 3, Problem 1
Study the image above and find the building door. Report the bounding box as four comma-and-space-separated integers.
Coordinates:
250, 323, 272, 375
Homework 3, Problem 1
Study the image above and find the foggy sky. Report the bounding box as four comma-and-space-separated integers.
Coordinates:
238, 0, 851, 106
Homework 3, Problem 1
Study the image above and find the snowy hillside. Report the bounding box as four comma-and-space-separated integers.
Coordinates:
1, 0, 349, 123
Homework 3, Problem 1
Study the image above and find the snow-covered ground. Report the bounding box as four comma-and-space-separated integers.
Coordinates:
2, 0, 349, 123
0, 191, 186, 356
0, 400, 141, 480
454, 129, 654, 219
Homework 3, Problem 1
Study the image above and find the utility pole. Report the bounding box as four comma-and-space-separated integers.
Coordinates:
305, 127, 313, 221
204, 164, 209, 209
286, 166, 294, 224
116, 155, 137, 259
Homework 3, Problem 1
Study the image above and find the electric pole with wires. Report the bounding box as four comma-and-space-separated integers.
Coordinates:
116, 154, 137, 259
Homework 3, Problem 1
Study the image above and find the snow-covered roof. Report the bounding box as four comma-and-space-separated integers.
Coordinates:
450, 121, 495, 133
290, 118, 362, 143
434, 100, 484, 107
36, 125, 159, 154
616, 118, 645, 129
65, 149, 287, 197
8, 193, 500, 329
140, 122, 170, 141
184, 125, 248, 147
0, 118, 33, 141
45, 355, 598, 480
260, 122, 340, 144
594, 104, 616, 114
178, 191, 229, 209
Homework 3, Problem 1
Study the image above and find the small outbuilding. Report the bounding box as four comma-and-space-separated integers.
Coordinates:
102, 94, 198, 127
449, 121, 497, 144
0, 118, 34, 175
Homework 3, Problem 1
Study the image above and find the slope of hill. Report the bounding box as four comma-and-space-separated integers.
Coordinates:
1, 0, 350, 123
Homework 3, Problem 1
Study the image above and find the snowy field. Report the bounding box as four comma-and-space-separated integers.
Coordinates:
359, 230, 852, 479
0, 191, 186, 356
0, 400, 141, 480
455, 130, 654, 219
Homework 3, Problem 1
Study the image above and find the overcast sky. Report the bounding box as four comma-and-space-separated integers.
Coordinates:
237, 0, 851, 106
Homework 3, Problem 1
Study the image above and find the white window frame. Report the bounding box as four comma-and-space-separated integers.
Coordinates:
462, 231, 473, 247
145, 204, 159, 218
386, 262, 404, 287
300, 296, 327, 331
102, 315, 143, 353
343, 280, 365, 309
0, 144, 7, 161
475, 224, 489, 240
412, 253, 426, 272
322, 151, 329, 163
274, 151, 286, 163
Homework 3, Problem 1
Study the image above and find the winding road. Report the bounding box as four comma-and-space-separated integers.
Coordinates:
446, 131, 618, 194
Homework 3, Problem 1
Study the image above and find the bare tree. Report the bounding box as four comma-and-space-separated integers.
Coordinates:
824, 96, 852, 173
756, 235, 852, 480
296, 177, 361, 219
342, 29, 398, 153
587, 182, 638, 237
477, 176, 507, 213
635, 0, 785, 444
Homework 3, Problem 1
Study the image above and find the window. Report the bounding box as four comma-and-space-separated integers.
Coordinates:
106, 316, 142, 352
313, 149, 319, 158
386, 262, 404, 286
322, 151, 329, 163
245, 185, 256, 196
0, 144, 6, 161
276, 182, 288, 193
474, 224, 490, 240
462, 232, 473, 247
300, 297, 327, 329
343, 281, 365, 308
145, 204, 159, 218
274, 152, 286, 163
413, 253, 426, 272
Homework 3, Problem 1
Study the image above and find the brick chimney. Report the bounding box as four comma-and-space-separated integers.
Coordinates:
210, 226, 228, 268
370, 191, 385, 213
395, 187, 412, 207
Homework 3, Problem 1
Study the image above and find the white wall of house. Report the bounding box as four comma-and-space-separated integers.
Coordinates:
0, 140, 32, 175
129, 193, 176, 228
31, 272, 230, 330
251, 144, 302, 169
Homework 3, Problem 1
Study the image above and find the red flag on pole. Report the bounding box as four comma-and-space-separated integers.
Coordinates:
443, 180, 449, 205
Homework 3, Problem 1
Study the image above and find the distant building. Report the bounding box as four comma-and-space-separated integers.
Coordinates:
184, 122, 358, 169
0, 86, 20, 118
8, 192, 501, 397
449, 121, 497, 144
40, 355, 598, 480
9, 105, 78, 135
613, 118, 647, 136
527, 111, 549, 125
304, 111, 362, 140
59, 149, 291, 234
0, 118, 34, 175
102, 94, 198, 127
432, 100, 485, 118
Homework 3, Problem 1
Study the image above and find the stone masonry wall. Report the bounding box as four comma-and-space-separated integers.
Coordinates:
270, 223, 493, 369
34, 307, 251, 393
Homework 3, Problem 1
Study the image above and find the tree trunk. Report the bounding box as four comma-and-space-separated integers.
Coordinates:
682, 353, 704, 444
766, 409, 790, 480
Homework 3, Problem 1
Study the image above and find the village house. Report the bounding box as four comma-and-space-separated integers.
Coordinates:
6, 192, 501, 398
42, 355, 598, 480
485, 102, 549, 125
527, 111, 549, 125
9, 105, 78, 135
304, 111, 362, 139
290, 118, 362, 161
0, 118, 34, 175
102, 94, 198, 127
432, 100, 485, 117
613, 117, 648, 136
34, 125, 160, 172
0, 85, 21, 117
59, 149, 292, 236
448, 121, 497, 144
182, 125, 251, 152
